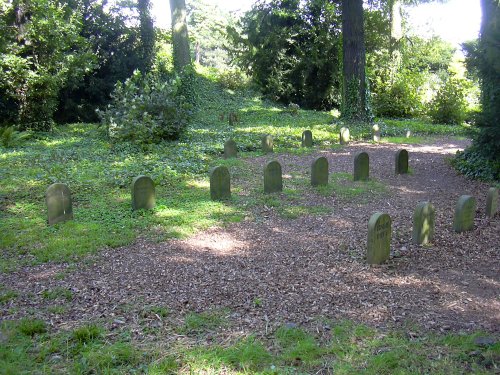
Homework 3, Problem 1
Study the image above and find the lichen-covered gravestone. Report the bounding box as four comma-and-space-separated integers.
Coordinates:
223, 139, 238, 159
453, 195, 476, 232
372, 124, 381, 142
210, 166, 231, 201
367, 212, 391, 265
264, 160, 283, 193
353, 152, 369, 181
340, 127, 350, 145
301, 130, 313, 147
395, 149, 409, 174
46, 183, 73, 225
262, 134, 273, 153
486, 187, 498, 218
412, 201, 435, 245
131, 175, 155, 211
311, 156, 328, 186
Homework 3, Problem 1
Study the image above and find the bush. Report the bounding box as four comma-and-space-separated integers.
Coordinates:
372, 71, 424, 118
217, 69, 248, 91
429, 75, 470, 124
452, 146, 500, 182
98, 70, 192, 145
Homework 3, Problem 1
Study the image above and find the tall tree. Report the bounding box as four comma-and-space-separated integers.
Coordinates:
169, 0, 191, 71
341, 0, 369, 121
137, 0, 155, 74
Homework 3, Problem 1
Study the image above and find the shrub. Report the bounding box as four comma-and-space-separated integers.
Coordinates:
452, 146, 500, 182
217, 69, 248, 91
429, 75, 470, 124
98, 70, 192, 145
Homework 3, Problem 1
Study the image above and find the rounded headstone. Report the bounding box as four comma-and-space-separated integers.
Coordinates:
367, 212, 392, 265
340, 127, 350, 145
46, 183, 73, 225
301, 130, 313, 147
353, 151, 369, 181
223, 139, 238, 159
486, 187, 498, 218
262, 134, 274, 154
372, 124, 381, 142
131, 175, 155, 211
210, 166, 231, 201
311, 156, 328, 186
395, 149, 409, 174
453, 195, 476, 232
264, 160, 283, 193
412, 201, 435, 245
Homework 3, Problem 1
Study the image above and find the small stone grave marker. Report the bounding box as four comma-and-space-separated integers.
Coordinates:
486, 187, 498, 218
340, 127, 350, 145
262, 134, 273, 153
301, 130, 313, 147
367, 212, 392, 265
353, 151, 369, 181
210, 166, 231, 201
264, 160, 283, 193
311, 156, 328, 186
412, 201, 435, 245
223, 139, 238, 159
453, 195, 476, 232
131, 175, 155, 211
46, 183, 73, 225
395, 149, 409, 174
372, 124, 380, 142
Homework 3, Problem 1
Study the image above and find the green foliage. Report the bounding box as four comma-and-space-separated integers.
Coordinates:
99, 70, 192, 144
41, 287, 73, 301
0, 126, 31, 148
452, 146, 500, 182
18, 319, 47, 336
217, 69, 249, 91
228, 0, 342, 110
181, 310, 227, 334
71, 325, 104, 344
429, 75, 470, 124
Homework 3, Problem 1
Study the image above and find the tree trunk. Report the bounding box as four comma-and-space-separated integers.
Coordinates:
341, 0, 368, 122
169, 0, 191, 71
138, 0, 155, 73
389, 0, 402, 83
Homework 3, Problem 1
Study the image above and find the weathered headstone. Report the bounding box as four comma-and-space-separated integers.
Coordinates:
453, 195, 476, 232
210, 166, 231, 201
406, 130, 412, 138
340, 127, 350, 145
412, 201, 435, 245
372, 124, 381, 142
485, 187, 498, 218
131, 175, 155, 211
262, 134, 273, 154
353, 152, 369, 181
367, 212, 392, 265
311, 156, 328, 186
46, 183, 73, 225
395, 149, 409, 174
264, 160, 283, 193
301, 130, 313, 147
223, 139, 238, 159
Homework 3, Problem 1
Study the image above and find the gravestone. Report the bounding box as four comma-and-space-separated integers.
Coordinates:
131, 175, 155, 211
301, 130, 313, 147
367, 212, 392, 265
485, 187, 498, 218
372, 124, 381, 142
453, 195, 476, 232
210, 166, 231, 201
264, 160, 283, 193
395, 149, 409, 174
262, 134, 273, 153
224, 139, 238, 159
46, 183, 73, 225
311, 156, 328, 186
412, 201, 435, 245
353, 152, 369, 181
340, 127, 350, 145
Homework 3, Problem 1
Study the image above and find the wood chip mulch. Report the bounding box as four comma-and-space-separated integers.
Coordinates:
1, 139, 499, 340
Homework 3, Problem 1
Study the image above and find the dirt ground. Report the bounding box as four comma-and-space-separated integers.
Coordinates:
1, 139, 499, 339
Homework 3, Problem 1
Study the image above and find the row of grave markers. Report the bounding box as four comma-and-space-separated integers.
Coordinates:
224, 127, 375, 159
368, 189, 499, 264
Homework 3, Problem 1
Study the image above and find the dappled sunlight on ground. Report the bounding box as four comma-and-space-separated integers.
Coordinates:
184, 232, 248, 256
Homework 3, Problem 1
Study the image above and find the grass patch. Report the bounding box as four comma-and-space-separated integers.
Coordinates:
0, 318, 497, 373
317, 172, 387, 201
41, 287, 73, 301
181, 310, 229, 335
0, 288, 18, 304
